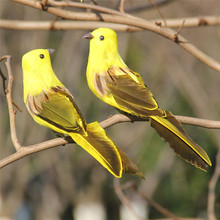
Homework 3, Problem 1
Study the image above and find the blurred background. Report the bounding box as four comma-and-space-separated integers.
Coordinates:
0, 0, 220, 219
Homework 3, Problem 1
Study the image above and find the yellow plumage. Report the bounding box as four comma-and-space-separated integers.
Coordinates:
84, 28, 212, 171
22, 49, 143, 178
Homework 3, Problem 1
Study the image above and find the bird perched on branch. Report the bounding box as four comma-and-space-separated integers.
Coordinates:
83, 28, 212, 171
22, 49, 143, 178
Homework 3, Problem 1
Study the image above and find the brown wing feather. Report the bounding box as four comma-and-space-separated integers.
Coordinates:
51, 86, 87, 130
105, 67, 164, 117
26, 86, 86, 133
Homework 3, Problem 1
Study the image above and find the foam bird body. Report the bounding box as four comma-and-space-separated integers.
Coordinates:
84, 28, 212, 171
22, 49, 143, 178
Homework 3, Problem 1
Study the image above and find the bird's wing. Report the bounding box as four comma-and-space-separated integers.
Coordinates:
26, 86, 86, 133
103, 66, 164, 117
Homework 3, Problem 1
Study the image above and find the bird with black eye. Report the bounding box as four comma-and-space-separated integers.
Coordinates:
40, 54, 44, 59
100, 35, 104, 41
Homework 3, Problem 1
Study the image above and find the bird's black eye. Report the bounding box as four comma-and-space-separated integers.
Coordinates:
40, 54, 44, 59
100, 35, 104, 41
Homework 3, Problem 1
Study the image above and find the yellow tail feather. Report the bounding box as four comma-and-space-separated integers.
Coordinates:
70, 121, 144, 178
70, 121, 123, 178
150, 112, 212, 171
116, 147, 145, 179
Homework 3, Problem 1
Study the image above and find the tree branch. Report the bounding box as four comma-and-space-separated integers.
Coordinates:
10, 0, 220, 73
0, 113, 219, 169
3, 56, 21, 151
100, 114, 220, 129
1, 16, 219, 31
0, 19, 140, 31
140, 192, 180, 220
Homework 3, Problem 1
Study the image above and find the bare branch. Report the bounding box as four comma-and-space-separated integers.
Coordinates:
174, 115, 220, 129
149, 0, 167, 27
0, 138, 71, 169
0, 19, 140, 31
118, 0, 125, 13
10, 0, 220, 73
153, 16, 220, 28
1, 16, 220, 31
2, 56, 21, 151
100, 114, 220, 130
140, 192, 180, 220
0, 112, 219, 168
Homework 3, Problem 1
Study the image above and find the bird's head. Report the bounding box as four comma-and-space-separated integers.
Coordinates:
83, 28, 118, 51
22, 49, 54, 72
83, 28, 126, 70
22, 49, 63, 99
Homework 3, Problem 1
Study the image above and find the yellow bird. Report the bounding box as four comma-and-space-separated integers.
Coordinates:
22, 49, 143, 178
83, 28, 212, 171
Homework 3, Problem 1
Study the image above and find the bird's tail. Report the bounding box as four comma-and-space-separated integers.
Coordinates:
149, 111, 212, 171
116, 146, 144, 179
70, 121, 143, 178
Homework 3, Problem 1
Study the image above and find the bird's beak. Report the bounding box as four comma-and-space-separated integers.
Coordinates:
82, 32, 94, 40
47, 49, 55, 54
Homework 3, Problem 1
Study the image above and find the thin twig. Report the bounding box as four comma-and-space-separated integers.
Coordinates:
149, 0, 167, 27
0, 58, 22, 111
119, 0, 125, 13
2, 56, 21, 151
114, 179, 146, 220
140, 192, 180, 220
173, 20, 185, 43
